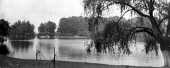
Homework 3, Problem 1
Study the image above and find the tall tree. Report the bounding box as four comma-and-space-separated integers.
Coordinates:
46, 21, 56, 34
0, 19, 10, 55
38, 21, 56, 38
38, 23, 46, 34
167, 4, 170, 36
10, 20, 35, 40
57, 16, 89, 36
83, 0, 170, 56
0, 19, 10, 37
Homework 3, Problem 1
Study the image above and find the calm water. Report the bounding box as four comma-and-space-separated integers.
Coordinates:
6, 38, 164, 67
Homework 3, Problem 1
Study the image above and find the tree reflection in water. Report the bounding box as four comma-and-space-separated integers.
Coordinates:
36, 40, 55, 60
10, 41, 33, 52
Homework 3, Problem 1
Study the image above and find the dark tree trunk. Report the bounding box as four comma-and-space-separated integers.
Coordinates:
148, 9, 170, 66
166, 4, 170, 37
162, 5, 170, 67
159, 37, 170, 51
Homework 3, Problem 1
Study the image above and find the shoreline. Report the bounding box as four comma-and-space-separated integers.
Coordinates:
0, 55, 166, 68
56, 36, 90, 39
8, 36, 90, 40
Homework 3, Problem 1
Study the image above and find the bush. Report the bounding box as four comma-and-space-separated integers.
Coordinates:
0, 44, 9, 55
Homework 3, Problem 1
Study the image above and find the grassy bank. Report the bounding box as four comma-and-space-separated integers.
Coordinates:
37, 36, 89, 39
0, 55, 167, 68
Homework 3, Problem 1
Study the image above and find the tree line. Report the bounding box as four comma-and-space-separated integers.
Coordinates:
0, 16, 159, 40
0, 16, 91, 40
0, 19, 57, 40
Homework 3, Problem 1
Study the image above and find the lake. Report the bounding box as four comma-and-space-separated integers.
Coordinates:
6, 38, 164, 67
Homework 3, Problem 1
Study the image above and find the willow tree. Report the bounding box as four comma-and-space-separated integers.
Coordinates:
83, 0, 170, 56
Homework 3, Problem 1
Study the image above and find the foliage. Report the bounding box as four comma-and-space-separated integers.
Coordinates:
101, 20, 133, 54
0, 19, 10, 56
0, 19, 10, 37
0, 44, 9, 55
38, 21, 56, 34
9, 20, 35, 40
38, 21, 56, 38
83, 0, 170, 54
57, 16, 89, 36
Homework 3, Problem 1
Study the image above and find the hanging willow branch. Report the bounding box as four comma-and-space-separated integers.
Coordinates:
83, 0, 169, 54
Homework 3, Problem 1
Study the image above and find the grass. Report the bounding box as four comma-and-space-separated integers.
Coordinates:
0, 55, 167, 68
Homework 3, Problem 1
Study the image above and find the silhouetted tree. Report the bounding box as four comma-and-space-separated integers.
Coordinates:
0, 19, 10, 37
0, 19, 10, 55
167, 4, 170, 36
0, 44, 9, 55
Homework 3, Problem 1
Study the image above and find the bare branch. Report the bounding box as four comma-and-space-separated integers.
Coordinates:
114, 1, 150, 18
128, 27, 157, 39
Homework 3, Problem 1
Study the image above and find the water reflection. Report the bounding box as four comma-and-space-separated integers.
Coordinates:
37, 39, 56, 59
57, 39, 87, 59
7, 39, 164, 67
9, 40, 35, 59
10, 41, 33, 52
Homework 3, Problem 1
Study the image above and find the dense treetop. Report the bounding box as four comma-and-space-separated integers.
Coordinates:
57, 16, 89, 36
9, 20, 35, 40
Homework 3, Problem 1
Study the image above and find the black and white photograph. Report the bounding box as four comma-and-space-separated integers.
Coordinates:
0, 0, 170, 68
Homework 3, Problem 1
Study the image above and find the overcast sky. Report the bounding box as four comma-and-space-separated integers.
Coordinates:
1, 0, 84, 23
0, 0, 84, 31
1, 0, 170, 29
0, 0, 132, 32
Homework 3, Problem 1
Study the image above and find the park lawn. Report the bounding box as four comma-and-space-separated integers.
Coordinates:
0, 55, 166, 68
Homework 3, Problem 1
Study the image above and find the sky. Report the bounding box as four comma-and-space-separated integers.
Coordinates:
0, 0, 170, 32
0, 0, 85, 32
0, 0, 134, 32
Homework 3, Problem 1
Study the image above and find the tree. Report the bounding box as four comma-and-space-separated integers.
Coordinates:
38, 23, 46, 34
10, 20, 35, 40
38, 21, 56, 38
46, 21, 56, 34
0, 19, 10, 55
83, 0, 170, 58
0, 19, 10, 43
0, 19, 10, 37
57, 16, 89, 36
167, 4, 170, 36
